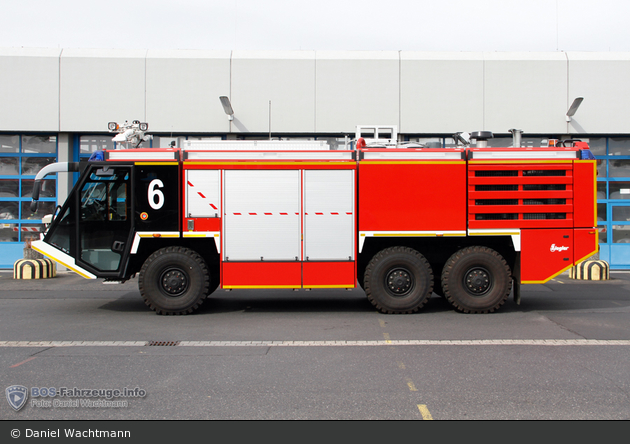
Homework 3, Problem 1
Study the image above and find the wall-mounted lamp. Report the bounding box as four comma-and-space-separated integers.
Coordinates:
219, 96, 234, 121
566, 97, 584, 122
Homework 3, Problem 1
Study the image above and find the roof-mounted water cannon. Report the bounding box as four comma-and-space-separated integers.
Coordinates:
108, 120, 152, 149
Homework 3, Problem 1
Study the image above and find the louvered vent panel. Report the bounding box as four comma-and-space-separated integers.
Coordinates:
468, 164, 574, 229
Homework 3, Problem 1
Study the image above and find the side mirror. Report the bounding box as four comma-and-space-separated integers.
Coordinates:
30, 180, 42, 212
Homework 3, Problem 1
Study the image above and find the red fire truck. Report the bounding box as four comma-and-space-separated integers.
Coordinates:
30, 125, 598, 315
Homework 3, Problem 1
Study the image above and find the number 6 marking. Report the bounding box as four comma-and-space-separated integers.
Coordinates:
148, 179, 164, 210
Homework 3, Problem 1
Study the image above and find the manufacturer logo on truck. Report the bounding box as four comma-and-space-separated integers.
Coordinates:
550, 244, 569, 252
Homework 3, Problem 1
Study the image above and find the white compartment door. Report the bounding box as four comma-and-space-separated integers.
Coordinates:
304, 170, 355, 261
224, 170, 301, 261
186, 170, 221, 218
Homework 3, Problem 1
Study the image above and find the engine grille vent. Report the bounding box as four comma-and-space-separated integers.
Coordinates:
475, 170, 518, 177
469, 164, 573, 228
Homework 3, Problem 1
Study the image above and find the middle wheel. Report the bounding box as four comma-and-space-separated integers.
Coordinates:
364, 246, 433, 314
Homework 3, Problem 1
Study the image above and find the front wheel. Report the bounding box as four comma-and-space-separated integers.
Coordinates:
364, 246, 433, 314
441, 246, 512, 314
138, 246, 210, 315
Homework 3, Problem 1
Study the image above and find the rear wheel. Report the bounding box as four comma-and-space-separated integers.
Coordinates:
364, 246, 433, 314
441, 246, 511, 313
139, 246, 210, 315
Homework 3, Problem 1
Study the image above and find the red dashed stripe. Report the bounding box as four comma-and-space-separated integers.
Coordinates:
229, 212, 353, 216
189, 183, 219, 209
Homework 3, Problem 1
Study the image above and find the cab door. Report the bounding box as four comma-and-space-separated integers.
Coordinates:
75, 165, 134, 276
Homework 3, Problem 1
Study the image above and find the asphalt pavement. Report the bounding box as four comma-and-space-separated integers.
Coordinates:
1, 268, 630, 421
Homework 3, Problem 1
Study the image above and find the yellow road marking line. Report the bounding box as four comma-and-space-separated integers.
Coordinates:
417, 404, 433, 420
407, 379, 418, 392
383, 333, 392, 343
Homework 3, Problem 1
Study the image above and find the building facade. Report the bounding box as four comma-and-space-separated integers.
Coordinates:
1, 48, 629, 268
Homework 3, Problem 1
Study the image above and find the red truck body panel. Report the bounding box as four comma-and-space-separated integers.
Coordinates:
358, 157, 467, 233
98, 145, 599, 287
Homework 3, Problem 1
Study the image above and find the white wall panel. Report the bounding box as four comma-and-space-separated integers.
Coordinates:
483, 52, 567, 135
401, 52, 484, 134
4, 47, 630, 136
567, 53, 630, 135
231, 51, 316, 133
316, 51, 399, 133
60, 49, 147, 132
146, 50, 231, 134
0, 48, 60, 131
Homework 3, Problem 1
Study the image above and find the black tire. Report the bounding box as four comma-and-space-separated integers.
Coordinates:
138, 246, 210, 315
364, 246, 433, 314
441, 246, 512, 314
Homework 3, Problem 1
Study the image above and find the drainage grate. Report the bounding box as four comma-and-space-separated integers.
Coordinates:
146, 341, 181, 347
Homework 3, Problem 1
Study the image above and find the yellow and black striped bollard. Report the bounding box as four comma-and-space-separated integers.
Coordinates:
13, 258, 56, 279
569, 260, 610, 281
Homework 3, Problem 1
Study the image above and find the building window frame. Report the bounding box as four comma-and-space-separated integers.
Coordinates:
0, 134, 58, 244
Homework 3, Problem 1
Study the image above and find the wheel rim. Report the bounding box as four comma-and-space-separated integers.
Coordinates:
385, 267, 414, 297
159, 267, 189, 297
463, 267, 492, 296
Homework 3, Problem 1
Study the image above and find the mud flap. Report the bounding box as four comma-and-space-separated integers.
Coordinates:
513, 253, 521, 305
513, 278, 521, 305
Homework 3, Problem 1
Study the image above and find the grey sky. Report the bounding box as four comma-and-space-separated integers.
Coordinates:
3, 0, 629, 52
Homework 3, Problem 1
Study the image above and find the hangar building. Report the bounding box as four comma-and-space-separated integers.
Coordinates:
0, 48, 627, 267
